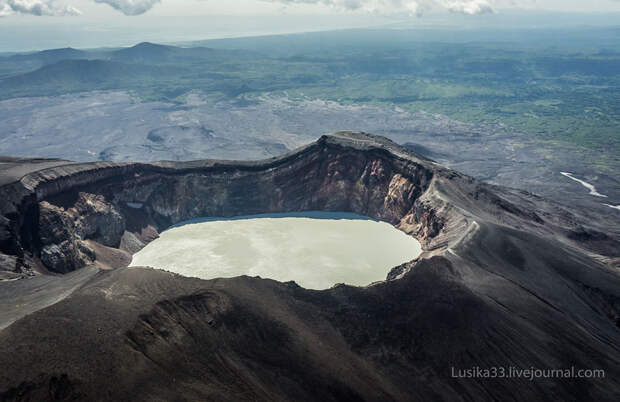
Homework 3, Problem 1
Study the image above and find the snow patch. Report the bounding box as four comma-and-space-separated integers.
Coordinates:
560, 172, 607, 198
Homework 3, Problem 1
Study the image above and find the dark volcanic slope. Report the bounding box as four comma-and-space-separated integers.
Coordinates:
0, 132, 619, 401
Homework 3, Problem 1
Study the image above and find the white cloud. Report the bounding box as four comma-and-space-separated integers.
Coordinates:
0, 2, 12, 15
261, 0, 496, 15
0, 0, 161, 16
0, 0, 81, 15
93, 0, 160, 15
443, 0, 493, 14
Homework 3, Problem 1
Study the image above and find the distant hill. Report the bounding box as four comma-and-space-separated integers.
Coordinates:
0, 59, 167, 98
0, 48, 91, 76
8, 47, 89, 64
110, 42, 176, 63
109, 42, 261, 64
4, 59, 154, 85
0, 42, 263, 100
0, 43, 262, 79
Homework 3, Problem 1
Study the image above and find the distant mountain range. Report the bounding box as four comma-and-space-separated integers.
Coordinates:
1, 41, 259, 68
8, 47, 89, 65
111, 42, 175, 63
108, 42, 255, 63
0, 59, 171, 99
5, 59, 161, 86
0, 42, 264, 100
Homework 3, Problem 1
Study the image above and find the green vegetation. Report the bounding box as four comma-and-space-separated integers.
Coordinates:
1, 30, 619, 150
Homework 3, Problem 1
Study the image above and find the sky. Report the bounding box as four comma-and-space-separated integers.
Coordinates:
1, 0, 620, 18
1, 0, 619, 52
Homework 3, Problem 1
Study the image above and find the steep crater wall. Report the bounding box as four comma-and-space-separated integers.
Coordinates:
1, 132, 617, 283
12, 138, 445, 276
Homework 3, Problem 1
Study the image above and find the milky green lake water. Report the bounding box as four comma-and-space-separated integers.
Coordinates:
129, 212, 421, 290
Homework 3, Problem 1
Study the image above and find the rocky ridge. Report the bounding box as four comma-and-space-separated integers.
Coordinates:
1, 132, 616, 278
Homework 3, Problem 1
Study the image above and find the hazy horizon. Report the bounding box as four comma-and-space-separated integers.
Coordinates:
1, 10, 619, 53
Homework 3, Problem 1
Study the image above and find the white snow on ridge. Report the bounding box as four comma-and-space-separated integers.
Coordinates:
560, 172, 608, 198
604, 204, 620, 211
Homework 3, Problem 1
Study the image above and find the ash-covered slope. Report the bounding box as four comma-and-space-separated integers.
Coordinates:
0, 132, 619, 401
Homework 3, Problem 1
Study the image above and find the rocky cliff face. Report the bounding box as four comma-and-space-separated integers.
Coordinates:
36, 192, 125, 273
2, 133, 440, 276
0, 132, 619, 401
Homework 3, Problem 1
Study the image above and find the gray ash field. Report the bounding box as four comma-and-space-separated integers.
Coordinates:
0, 132, 619, 401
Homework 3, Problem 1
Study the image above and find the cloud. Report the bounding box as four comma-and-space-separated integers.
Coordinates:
262, 0, 496, 15
93, 0, 160, 15
0, 0, 497, 18
0, 3, 12, 16
443, 0, 493, 14
0, 0, 81, 15
0, 0, 160, 16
